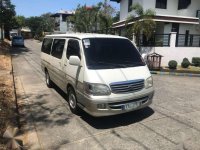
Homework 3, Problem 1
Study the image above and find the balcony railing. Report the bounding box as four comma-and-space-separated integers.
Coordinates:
176, 34, 200, 47
136, 34, 171, 47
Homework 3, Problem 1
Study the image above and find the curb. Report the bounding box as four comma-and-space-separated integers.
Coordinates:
151, 71, 200, 77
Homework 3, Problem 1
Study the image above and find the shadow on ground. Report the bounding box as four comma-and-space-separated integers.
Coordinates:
80, 107, 154, 129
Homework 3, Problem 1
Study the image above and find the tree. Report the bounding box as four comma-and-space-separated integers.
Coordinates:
70, 4, 100, 33
0, 0, 16, 39
40, 13, 54, 32
15, 15, 26, 28
127, 3, 156, 43
71, 0, 115, 33
112, 11, 120, 23
98, 0, 115, 33
25, 16, 43, 37
25, 13, 54, 37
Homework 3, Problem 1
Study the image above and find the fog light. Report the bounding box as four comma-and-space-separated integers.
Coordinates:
97, 104, 107, 109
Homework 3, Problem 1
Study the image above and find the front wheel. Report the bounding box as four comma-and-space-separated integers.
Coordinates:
45, 71, 52, 88
67, 87, 80, 114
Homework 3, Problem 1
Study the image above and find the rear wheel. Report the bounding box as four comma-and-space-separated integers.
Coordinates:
67, 87, 80, 114
45, 71, 52, 88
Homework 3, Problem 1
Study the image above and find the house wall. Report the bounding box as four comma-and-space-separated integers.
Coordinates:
60, 22, 67, 32
120, 0, 128, 20
154, 47, 200, 66
179, 24, 200, 34
119, 0, 200, 21
177, 0, 200, 17
156, 23, 200, 35
163, 23, 172, 33
143, 0, 179, 16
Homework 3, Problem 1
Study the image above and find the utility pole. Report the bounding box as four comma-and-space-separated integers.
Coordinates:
0, 0, 4, 41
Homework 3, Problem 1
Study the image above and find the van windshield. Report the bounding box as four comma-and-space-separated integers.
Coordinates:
82, 38, 145, 69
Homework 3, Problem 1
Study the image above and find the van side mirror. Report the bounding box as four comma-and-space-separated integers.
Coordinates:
69, 56, 81, 66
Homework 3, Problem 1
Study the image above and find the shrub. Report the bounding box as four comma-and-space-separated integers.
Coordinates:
192, 57, 200, 67
168, 60, 177, 69
181, 58, 190, 68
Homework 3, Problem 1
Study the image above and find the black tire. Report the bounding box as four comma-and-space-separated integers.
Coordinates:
45, 71, 53, 88
67, 87, 80, 114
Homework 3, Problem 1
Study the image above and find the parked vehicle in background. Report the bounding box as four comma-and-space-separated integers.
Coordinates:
41, 33, 154, 117
11, 36, 24, 47
9, 30, 19, 40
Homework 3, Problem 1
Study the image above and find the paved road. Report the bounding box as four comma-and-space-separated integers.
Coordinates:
11, 40, 200, 150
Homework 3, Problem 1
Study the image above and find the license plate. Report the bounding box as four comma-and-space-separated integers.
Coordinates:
122, 101, 141, 110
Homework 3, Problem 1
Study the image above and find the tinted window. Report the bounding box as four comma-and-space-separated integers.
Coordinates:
156, 0, 167, 9
82, 38, 145, 69
42, 38, 53, 54
51, 39, 65, 59
66, 39, 81, 59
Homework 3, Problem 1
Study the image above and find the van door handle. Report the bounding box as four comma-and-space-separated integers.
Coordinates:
64, 64, 67, 66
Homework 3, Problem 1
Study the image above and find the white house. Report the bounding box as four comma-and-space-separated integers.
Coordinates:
111, 0, 200, 66
50, 10, 74, 33
112, 0, 200, 35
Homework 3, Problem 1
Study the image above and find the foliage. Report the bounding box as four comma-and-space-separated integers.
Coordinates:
25, 13, 54, 37
25, 16, 43, 37
127, 3, 156, 41
112, 11, 120, 22
181, 58, 190, 68
0, 0, 16, 38
168, 60, 178, 69
70, 0, 115, 33
40, 13, 54, 32
15, 15, 26, 28
192, 57, 200, 67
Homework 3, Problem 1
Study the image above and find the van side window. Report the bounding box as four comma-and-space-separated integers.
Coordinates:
67, 39, 81, 59
42, 38, 53, 54
51, 39, 65, 59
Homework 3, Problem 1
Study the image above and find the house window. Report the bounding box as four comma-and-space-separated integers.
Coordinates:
128, 0, 132, 12
156, 0, 167, 9
178, 0, 191, 10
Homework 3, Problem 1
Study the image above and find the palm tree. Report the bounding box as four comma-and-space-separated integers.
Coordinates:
127, 3, 156, 45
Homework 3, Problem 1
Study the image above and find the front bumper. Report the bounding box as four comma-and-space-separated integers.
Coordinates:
77, 88, 154, 117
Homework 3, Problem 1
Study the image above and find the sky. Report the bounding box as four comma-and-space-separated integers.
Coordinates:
11, 0, 120, 17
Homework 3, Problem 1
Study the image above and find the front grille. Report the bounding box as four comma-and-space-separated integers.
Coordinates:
110, 79, 144, 94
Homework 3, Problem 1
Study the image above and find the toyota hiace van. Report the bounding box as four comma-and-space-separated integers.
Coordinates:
41, 33, 154, 116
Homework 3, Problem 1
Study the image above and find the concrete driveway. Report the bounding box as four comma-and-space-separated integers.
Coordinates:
11, 40, 200, 150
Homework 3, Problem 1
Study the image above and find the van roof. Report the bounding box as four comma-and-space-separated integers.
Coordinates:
44, 33, 128, 40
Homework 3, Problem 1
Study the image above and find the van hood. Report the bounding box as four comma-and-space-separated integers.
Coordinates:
84, 66, 151, 85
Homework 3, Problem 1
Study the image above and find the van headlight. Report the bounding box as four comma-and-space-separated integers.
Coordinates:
145, 76, 153, 89
84, 82, 111, 96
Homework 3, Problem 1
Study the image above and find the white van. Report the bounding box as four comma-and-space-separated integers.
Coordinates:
41, 33, 154, 117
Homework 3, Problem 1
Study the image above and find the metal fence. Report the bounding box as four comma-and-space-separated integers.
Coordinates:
137, 34, 171, 47
176, 34, 200, 47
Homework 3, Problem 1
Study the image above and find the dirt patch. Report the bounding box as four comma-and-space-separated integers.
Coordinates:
0, 41, 16, 149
